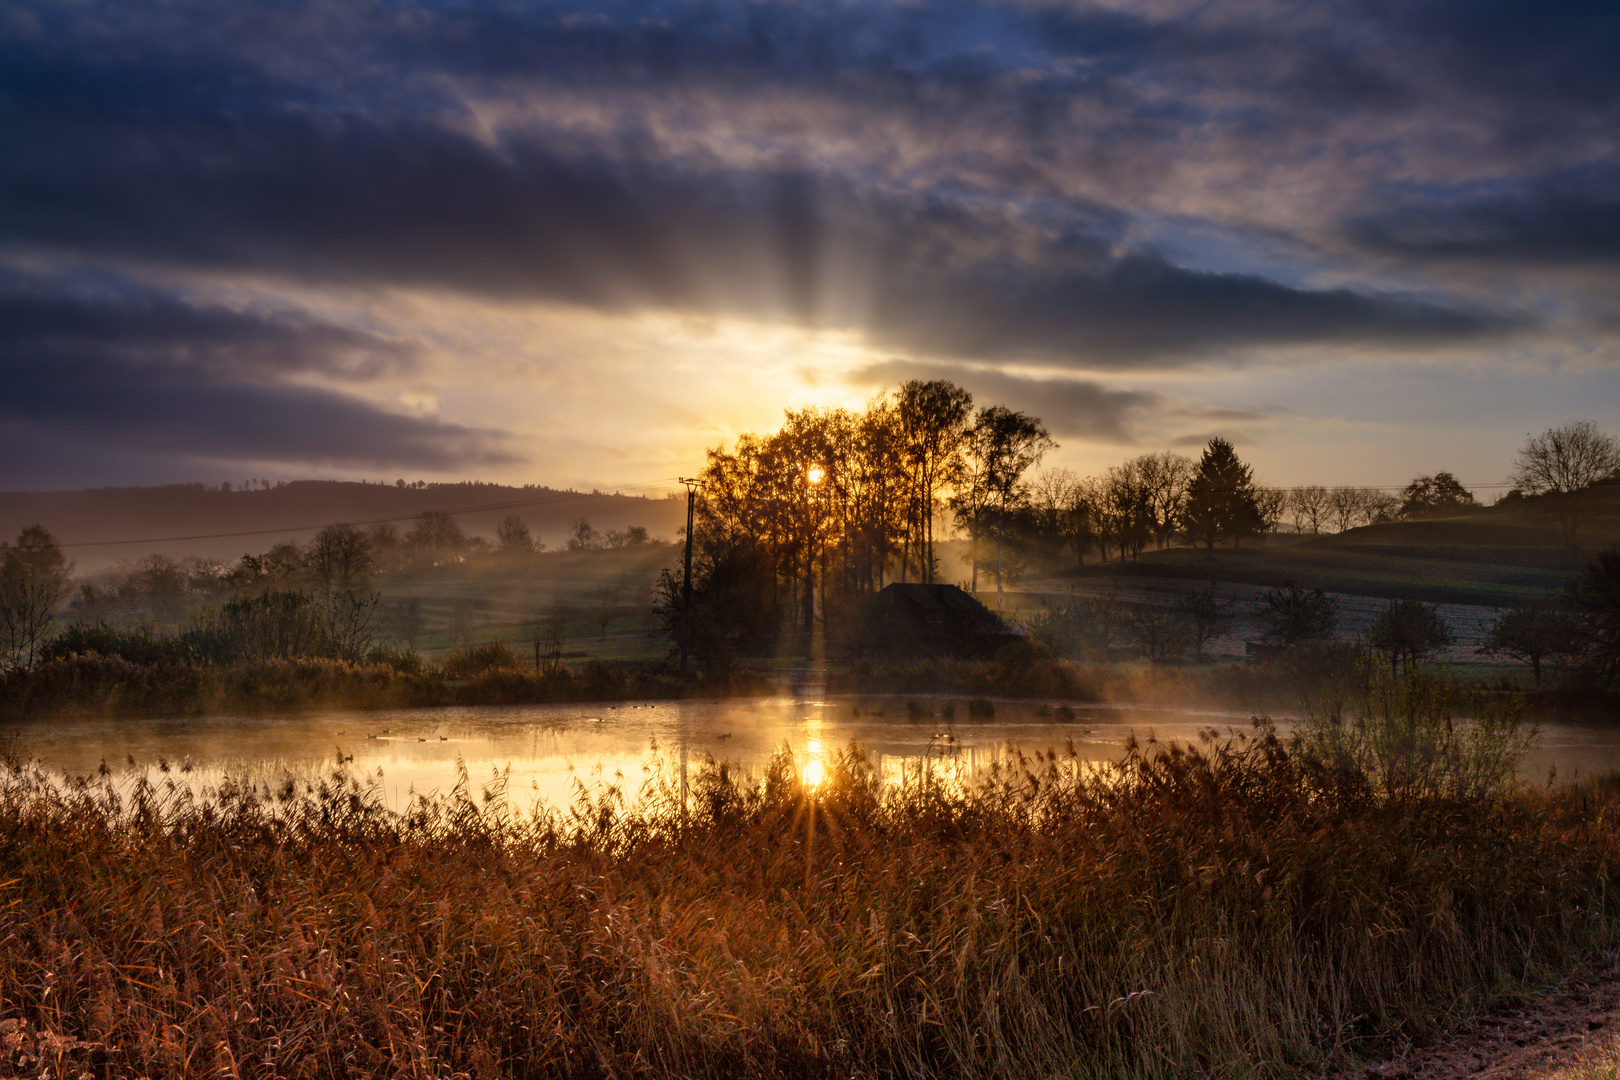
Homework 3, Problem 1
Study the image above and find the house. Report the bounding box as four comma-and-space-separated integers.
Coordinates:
855, 583, 1021, 658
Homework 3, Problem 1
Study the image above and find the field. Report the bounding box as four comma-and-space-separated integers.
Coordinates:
373, 546, 675, 664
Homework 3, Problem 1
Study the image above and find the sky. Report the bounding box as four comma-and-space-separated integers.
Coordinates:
3, 0, 1619, 495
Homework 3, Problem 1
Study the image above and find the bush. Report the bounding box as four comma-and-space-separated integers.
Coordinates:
40, 622, 194, 666
1303, 659, 1533, 803
441, 641, 525, 679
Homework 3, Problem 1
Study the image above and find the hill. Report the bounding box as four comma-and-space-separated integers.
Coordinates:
1048, 511, 1591, 607
0, 481, 687, 573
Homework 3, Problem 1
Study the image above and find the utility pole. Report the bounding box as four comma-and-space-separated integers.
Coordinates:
678, 477, 699, 671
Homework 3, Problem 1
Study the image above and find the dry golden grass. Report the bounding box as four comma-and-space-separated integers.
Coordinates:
2, 697, 1618, 1078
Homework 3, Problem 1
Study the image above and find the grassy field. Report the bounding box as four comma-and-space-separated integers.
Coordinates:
1052, 517, 1583, 607
2, 670, 1616, 1079
374, 546, 676, 664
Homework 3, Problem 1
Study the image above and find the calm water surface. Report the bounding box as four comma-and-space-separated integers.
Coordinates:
7, 696, 1619, 811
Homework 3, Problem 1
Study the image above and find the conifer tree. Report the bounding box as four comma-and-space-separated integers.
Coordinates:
1180, 438, 1262, 550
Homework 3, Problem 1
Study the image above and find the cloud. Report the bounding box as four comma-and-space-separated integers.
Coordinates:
1351, 169, 1620, 266
0, 272, 516, 476
850, 360, 1161, 442
0, 1, 1523, 368
1, 0, 1614, 488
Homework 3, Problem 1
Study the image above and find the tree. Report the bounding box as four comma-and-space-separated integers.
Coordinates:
1480, 602, 1580, 685
496, 515, 536, 554
654, 535, 780, 675
1180, 438, 1263, 550
955, 406, 1055, 595
895, 380, 973, 583
1509, 420, 1620, 549
1565, 546, 1620, 687
324, 589, 380, 661
307, 524, 374, 598
1253, 487, 1287, 539
1135, 452, 1196, 550
566, 518, 601, 551
1326, 487, 1363, 533
1256, 583, 1338, 645
1287, 485, 1330, 534
1397, 472, 1477, 519
405, 510, 467, 564
605, 525, 650, 549
1367, 600, 1453, 674
1121, 604, 1191, 664
0, 525, 72, 667
1176, 580, 1237, 662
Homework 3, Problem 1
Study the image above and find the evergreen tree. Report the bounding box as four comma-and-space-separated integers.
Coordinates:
1179, 438, 1262, 550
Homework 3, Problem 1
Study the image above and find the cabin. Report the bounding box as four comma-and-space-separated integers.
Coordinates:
855, 583, 1021, 659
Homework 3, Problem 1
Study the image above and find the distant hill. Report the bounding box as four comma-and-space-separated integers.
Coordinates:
0, 481, 687, 573
1054, 506, 1601, 606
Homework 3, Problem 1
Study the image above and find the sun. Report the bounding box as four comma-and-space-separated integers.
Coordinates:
806, 464, 826, 485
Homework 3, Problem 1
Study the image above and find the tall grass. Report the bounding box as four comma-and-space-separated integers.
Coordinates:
2, 709, 1618, 1078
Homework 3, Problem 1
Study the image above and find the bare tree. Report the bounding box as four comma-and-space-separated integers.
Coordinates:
0, 525, 72, 667
1509, 420, 1620, 549
1137, 452, 1196, 550
496, 514, 536, 554
1326, 487, 1362, 533
307, 524, 374, 598
1287, 485, 1330, 534
566, 518, 601, 551
1358, 490, 1401, 526
1176, 580, 1237, 662
1254, 487, 1288, 539
1121, 604, 1192, 664
405, 510, 468, 564
324, 590, 381, 661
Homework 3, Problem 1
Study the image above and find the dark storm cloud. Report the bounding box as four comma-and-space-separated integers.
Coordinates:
0, 86, 1507, 364
0, 0, 1542, 368
853, 360, 1161, 443
0, 273, 514, 472
1352, 169, 1620, 266
866, 251, 1511, 365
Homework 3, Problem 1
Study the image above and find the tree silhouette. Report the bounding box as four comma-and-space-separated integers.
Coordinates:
895, 380, 973, 583
1397, 472, 1477, 519
1256, 583, 1338, 645
1481, 602, 1580, 685
1368, 599, 1453, 674
0, 525, 72, 667
954, 406, 1055, 593
1565, 546, 1620, 687
1509, 420, 1620, 549
1180, 438, 1262, 550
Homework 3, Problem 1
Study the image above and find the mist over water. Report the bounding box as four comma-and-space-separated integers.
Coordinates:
9, 697, 1618, 811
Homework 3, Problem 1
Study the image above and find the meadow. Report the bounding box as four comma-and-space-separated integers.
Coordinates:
3, 668, 1618, 1079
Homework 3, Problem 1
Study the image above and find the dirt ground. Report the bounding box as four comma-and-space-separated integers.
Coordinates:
1332, 955, 1620, 1080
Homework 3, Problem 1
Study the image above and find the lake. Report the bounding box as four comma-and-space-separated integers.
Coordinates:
6, 695, 1619, 811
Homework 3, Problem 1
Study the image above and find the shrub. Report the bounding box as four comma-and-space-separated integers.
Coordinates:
441, 641, 524, 679
40, 622, 193, 665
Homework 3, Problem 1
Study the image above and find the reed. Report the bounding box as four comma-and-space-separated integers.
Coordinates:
1, 712, 1617, 1078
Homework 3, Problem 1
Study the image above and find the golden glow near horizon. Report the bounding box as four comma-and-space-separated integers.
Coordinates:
806, 464, 826, 485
